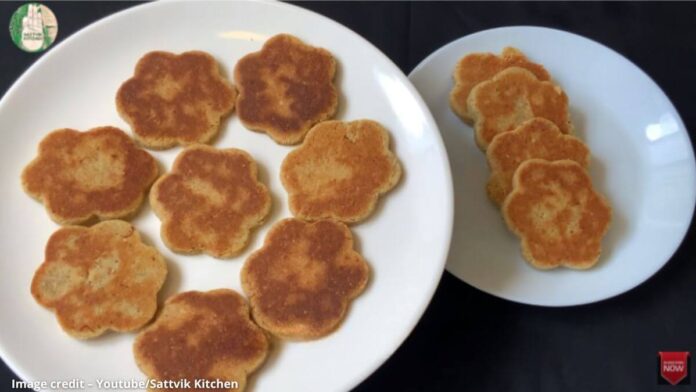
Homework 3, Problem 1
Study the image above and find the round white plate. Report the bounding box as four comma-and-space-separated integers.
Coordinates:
0, 1, 453, 391
409, 26, 695, 307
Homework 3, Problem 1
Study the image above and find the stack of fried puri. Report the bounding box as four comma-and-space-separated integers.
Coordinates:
451, 47, 611, 269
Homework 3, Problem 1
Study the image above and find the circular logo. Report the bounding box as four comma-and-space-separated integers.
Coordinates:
9, 3, 58, 53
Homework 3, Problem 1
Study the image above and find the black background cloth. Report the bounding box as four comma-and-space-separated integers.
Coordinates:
1, 2, 695, 391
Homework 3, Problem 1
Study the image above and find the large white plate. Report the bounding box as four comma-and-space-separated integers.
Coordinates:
0, 2, 453, 390
409, 26, 695, 307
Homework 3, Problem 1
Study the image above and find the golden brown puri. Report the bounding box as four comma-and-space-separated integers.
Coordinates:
468, 67, 572, 151
450, 47, 551, 123
502, 159, 612, 270
21, 126, 158, 225
234, 34, 337, 145
133, 289, 268, 392
241, 218, 369, 340
280, 119, 401, 223
149, 144, 271, 258
486, 117, 590, 206
31, 220, 167, 339
116, 51, 236, 149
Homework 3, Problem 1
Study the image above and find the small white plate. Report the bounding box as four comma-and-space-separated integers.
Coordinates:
0, 1, 453, 391
409, 26, 695, 307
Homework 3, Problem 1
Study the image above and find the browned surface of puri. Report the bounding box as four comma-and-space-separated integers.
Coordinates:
234, 34, 337, 145
21, 126, 158, 225
150, 145, 270, 258
486, 117, 590, 205
30, 220, 167, 338
468, 67, 572, 150
116, 51, 236, 148
502, 159, 612, 269
280, 120, 401, 223
450, 47, 551, 122
134, 289, 268, 392
242, 219, 369, 340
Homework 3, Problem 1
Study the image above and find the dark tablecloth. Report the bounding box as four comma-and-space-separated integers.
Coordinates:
1, 2, 695, 391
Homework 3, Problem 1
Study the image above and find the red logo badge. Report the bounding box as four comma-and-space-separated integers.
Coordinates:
659, 351, 690, 385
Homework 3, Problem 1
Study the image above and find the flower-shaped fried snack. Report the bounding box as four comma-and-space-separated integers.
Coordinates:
31, 220, 167, 338
486, 117, 590, 206
450, 47, 550, 123
502, 159, 612, 269
116, 51, 236, 149
280, 120, 401, 223
134, 289, 268, 392
21, 126, 158, 225
234, 34, 337, 145
150, 145, 271, 258
468, 67, 572, 150
241, 218, 369, 340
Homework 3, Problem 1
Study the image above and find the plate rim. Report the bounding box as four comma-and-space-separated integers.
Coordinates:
0, 0, 455, 389
408, 25, 696, 307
